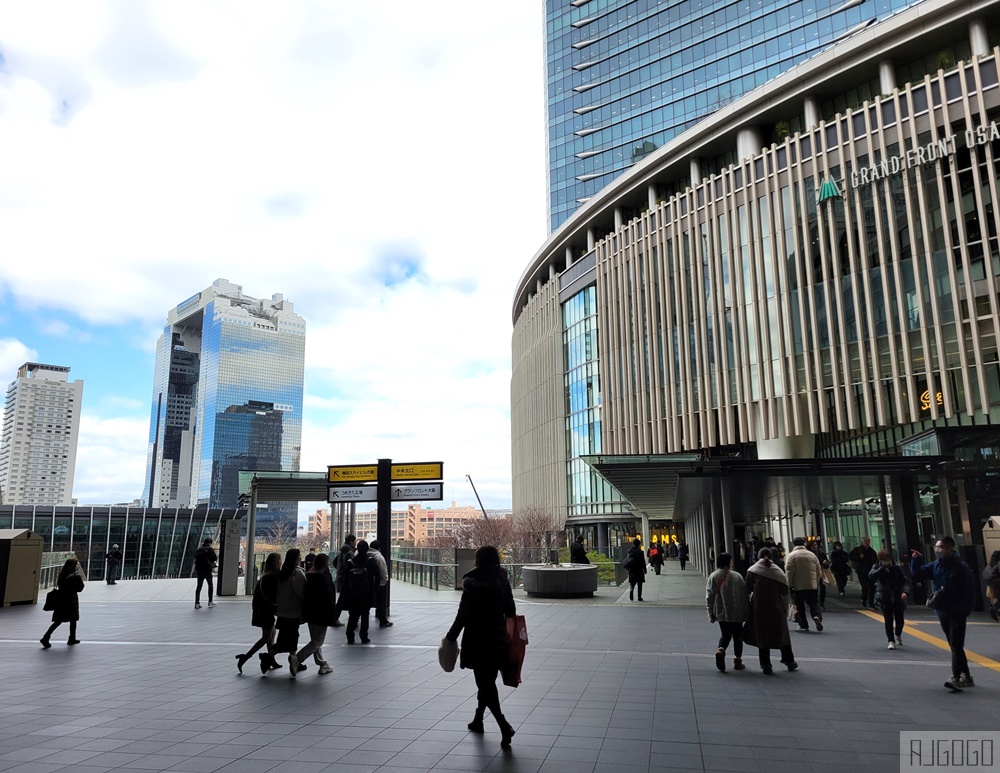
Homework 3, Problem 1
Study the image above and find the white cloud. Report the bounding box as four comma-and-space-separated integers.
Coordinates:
74, 413, 148, 505
0, 338, 37, 377
0, 1, 546, 509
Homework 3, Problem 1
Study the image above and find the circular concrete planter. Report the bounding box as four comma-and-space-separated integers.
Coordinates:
522, 563, 598, 598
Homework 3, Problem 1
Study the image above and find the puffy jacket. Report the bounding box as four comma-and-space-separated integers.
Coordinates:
784, 545, 822, 591
910, 552, 974, 617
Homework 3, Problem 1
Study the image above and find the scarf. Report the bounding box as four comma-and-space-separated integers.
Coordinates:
747, 559, 788, 586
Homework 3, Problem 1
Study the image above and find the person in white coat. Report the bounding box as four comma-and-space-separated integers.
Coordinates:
785, 537, 824, 632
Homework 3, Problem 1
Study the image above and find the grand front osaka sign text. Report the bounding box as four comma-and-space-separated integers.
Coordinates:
850, 119, 1000, 189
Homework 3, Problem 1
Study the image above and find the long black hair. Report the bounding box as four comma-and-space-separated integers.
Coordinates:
58, 557, 79, 581
279, 549, 301, 581
262, 552, 281, 574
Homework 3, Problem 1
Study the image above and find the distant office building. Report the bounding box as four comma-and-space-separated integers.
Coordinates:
353, 506, 409, 545
143, 279, 305, 526
305, 507, 331, 542
352, 502, 488, 546
0, 363, 83, 506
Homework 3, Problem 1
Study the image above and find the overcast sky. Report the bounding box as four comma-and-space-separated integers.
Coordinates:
0, 2, 547, 516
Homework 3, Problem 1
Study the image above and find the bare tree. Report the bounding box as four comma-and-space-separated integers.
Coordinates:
451, 516, 514, 551
258, 520, 299, 554
506, 505, 566, 583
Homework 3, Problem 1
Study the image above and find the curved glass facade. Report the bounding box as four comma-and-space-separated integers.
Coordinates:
546, 0, 926, 231
564, 287, 627, 516
514, 1, 1000, 531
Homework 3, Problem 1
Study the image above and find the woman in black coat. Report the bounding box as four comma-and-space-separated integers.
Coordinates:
625, 538, 647, 601
829, 541, 852, 596
235, 552, 282, 674
41, 557, 85, 648
677, 540, 690, 570
445, 545, 517, 747
290, 553, 337, 676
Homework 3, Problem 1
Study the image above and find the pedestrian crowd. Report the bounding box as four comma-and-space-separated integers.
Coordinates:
235, 535, 394, 677
705, 534, 990, 692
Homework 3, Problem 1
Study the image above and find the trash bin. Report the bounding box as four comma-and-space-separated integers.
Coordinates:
0, 529, 45, 606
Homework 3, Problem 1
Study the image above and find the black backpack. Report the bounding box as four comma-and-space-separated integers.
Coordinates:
349, 558, 371, 601
194, 547, 213, 574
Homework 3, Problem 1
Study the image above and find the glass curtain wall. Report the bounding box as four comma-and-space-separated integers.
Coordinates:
0, 506, 234, 581
564, 286, 628, 520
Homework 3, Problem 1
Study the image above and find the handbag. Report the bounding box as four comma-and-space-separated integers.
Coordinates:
43, 587, 61, 612
822, 568, 836, 586
501, 615, 528, 688
925, 590, 945, 610
438, 637, 459, 672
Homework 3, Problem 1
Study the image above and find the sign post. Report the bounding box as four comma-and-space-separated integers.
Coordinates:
377, 458, 393, 617
327, 458, 444, 621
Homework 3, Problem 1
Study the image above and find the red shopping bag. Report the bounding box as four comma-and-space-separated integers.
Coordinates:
501, 615, 528, 688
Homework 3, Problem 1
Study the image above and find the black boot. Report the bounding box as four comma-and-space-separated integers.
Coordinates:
499, 717, 515, 747
468, 711, 485, 733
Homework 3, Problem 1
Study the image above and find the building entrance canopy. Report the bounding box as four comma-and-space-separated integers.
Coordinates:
581, 454, 959, 524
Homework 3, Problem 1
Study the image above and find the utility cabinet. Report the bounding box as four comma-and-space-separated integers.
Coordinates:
0, 529, 45, 606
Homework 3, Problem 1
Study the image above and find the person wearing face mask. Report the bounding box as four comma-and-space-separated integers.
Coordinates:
910, 537, 975, 691
869, 550, 909, 649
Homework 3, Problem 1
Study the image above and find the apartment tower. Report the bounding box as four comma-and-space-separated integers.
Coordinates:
0, 363, 83, 506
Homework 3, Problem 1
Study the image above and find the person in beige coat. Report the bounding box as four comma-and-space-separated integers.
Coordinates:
785, 537, 824, 632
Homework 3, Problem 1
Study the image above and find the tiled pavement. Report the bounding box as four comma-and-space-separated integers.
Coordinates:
1, 561, 998, 773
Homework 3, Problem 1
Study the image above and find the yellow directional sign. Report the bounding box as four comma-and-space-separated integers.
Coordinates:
391, 462, 443, 481
327, 465, 378, 483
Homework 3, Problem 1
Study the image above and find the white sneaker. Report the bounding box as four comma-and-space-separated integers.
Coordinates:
207, 601, 217, 607
194, 603, 201, 609
318, 664, 333, 675
895, 635, 903, 647
887, 641, 896, 650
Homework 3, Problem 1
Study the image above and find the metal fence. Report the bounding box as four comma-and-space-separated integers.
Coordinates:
38, 552, 76, 589
390, 558, 456, 591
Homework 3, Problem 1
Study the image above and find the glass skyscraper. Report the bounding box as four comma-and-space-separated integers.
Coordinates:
143, 279, 305, 525
546, 0, 924, 232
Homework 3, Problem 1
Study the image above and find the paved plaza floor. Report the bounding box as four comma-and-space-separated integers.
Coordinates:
1, 560, 998, 773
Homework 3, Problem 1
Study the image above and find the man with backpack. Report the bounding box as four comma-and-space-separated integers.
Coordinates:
345, 540, 379, 644
193, 538, 217, 609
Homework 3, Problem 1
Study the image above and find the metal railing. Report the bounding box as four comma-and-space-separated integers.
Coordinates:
38, 552, 76, 589
390, 558, 457, 591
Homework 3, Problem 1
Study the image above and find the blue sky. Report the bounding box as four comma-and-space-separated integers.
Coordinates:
0, 2, 546, 515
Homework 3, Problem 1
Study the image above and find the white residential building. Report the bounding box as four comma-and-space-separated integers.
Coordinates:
0, 363, 83, 506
